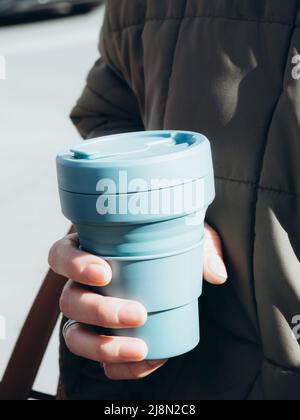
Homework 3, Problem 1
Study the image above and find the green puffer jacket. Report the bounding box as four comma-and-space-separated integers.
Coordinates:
60, 0, 300, 400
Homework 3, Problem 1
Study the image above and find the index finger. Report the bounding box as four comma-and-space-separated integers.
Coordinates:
48, 234, 112, 286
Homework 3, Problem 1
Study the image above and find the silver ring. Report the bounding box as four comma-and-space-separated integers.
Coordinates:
63, 320, 105, 369
62, 319, 80, 341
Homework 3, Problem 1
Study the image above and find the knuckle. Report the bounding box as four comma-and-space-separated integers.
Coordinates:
59, 284, 72, 316
64, 326, 77, 354
48, 240, 60, 269
94, 295, 106, 325
69, 256, 81, 277
98, 337, 120, 364
96, 342, 105, 363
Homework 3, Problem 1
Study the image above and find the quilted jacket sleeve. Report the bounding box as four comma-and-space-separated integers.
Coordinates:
70, 9, 144, 139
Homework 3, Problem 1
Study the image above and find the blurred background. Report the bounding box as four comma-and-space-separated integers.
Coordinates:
0, 0, 105, 396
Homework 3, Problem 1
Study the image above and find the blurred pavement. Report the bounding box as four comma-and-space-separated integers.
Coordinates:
0, 5, 105, 396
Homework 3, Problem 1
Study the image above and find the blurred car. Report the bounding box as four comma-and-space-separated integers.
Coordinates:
0, 0, 103, 16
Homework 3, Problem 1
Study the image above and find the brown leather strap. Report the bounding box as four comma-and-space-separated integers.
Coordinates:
0, 227, 73, 401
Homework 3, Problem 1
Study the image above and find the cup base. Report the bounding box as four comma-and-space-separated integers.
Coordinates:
115, 299, 200, 360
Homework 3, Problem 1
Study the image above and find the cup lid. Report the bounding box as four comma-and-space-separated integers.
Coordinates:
57, 131, 214, 195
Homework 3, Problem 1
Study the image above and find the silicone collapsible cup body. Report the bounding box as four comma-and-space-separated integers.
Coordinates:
57, 131, 215, 359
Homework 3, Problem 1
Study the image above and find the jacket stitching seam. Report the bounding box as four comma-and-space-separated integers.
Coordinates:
216, 177, 300, 197
216, 176, 256, 186
86, 85, 140, 119
111, 15, 296, 33
258, 186, 300, 197
265, 358, 300, 375
162, 2, 188, 128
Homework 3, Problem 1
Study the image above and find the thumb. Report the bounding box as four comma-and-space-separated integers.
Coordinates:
203, 223, 228, 285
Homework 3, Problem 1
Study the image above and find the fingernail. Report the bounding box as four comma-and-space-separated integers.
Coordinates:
119, 340, 148, 361
119, 303, 147, 326
207, 254, 228, 282
85, 264, 112, 285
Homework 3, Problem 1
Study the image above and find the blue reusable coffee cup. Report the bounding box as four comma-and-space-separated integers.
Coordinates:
57, 131, 215, 360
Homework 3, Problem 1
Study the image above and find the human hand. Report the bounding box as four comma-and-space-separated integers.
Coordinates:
48, 223, 227, 380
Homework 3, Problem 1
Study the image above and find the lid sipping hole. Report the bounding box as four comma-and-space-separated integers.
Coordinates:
171, 132, 195, 145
